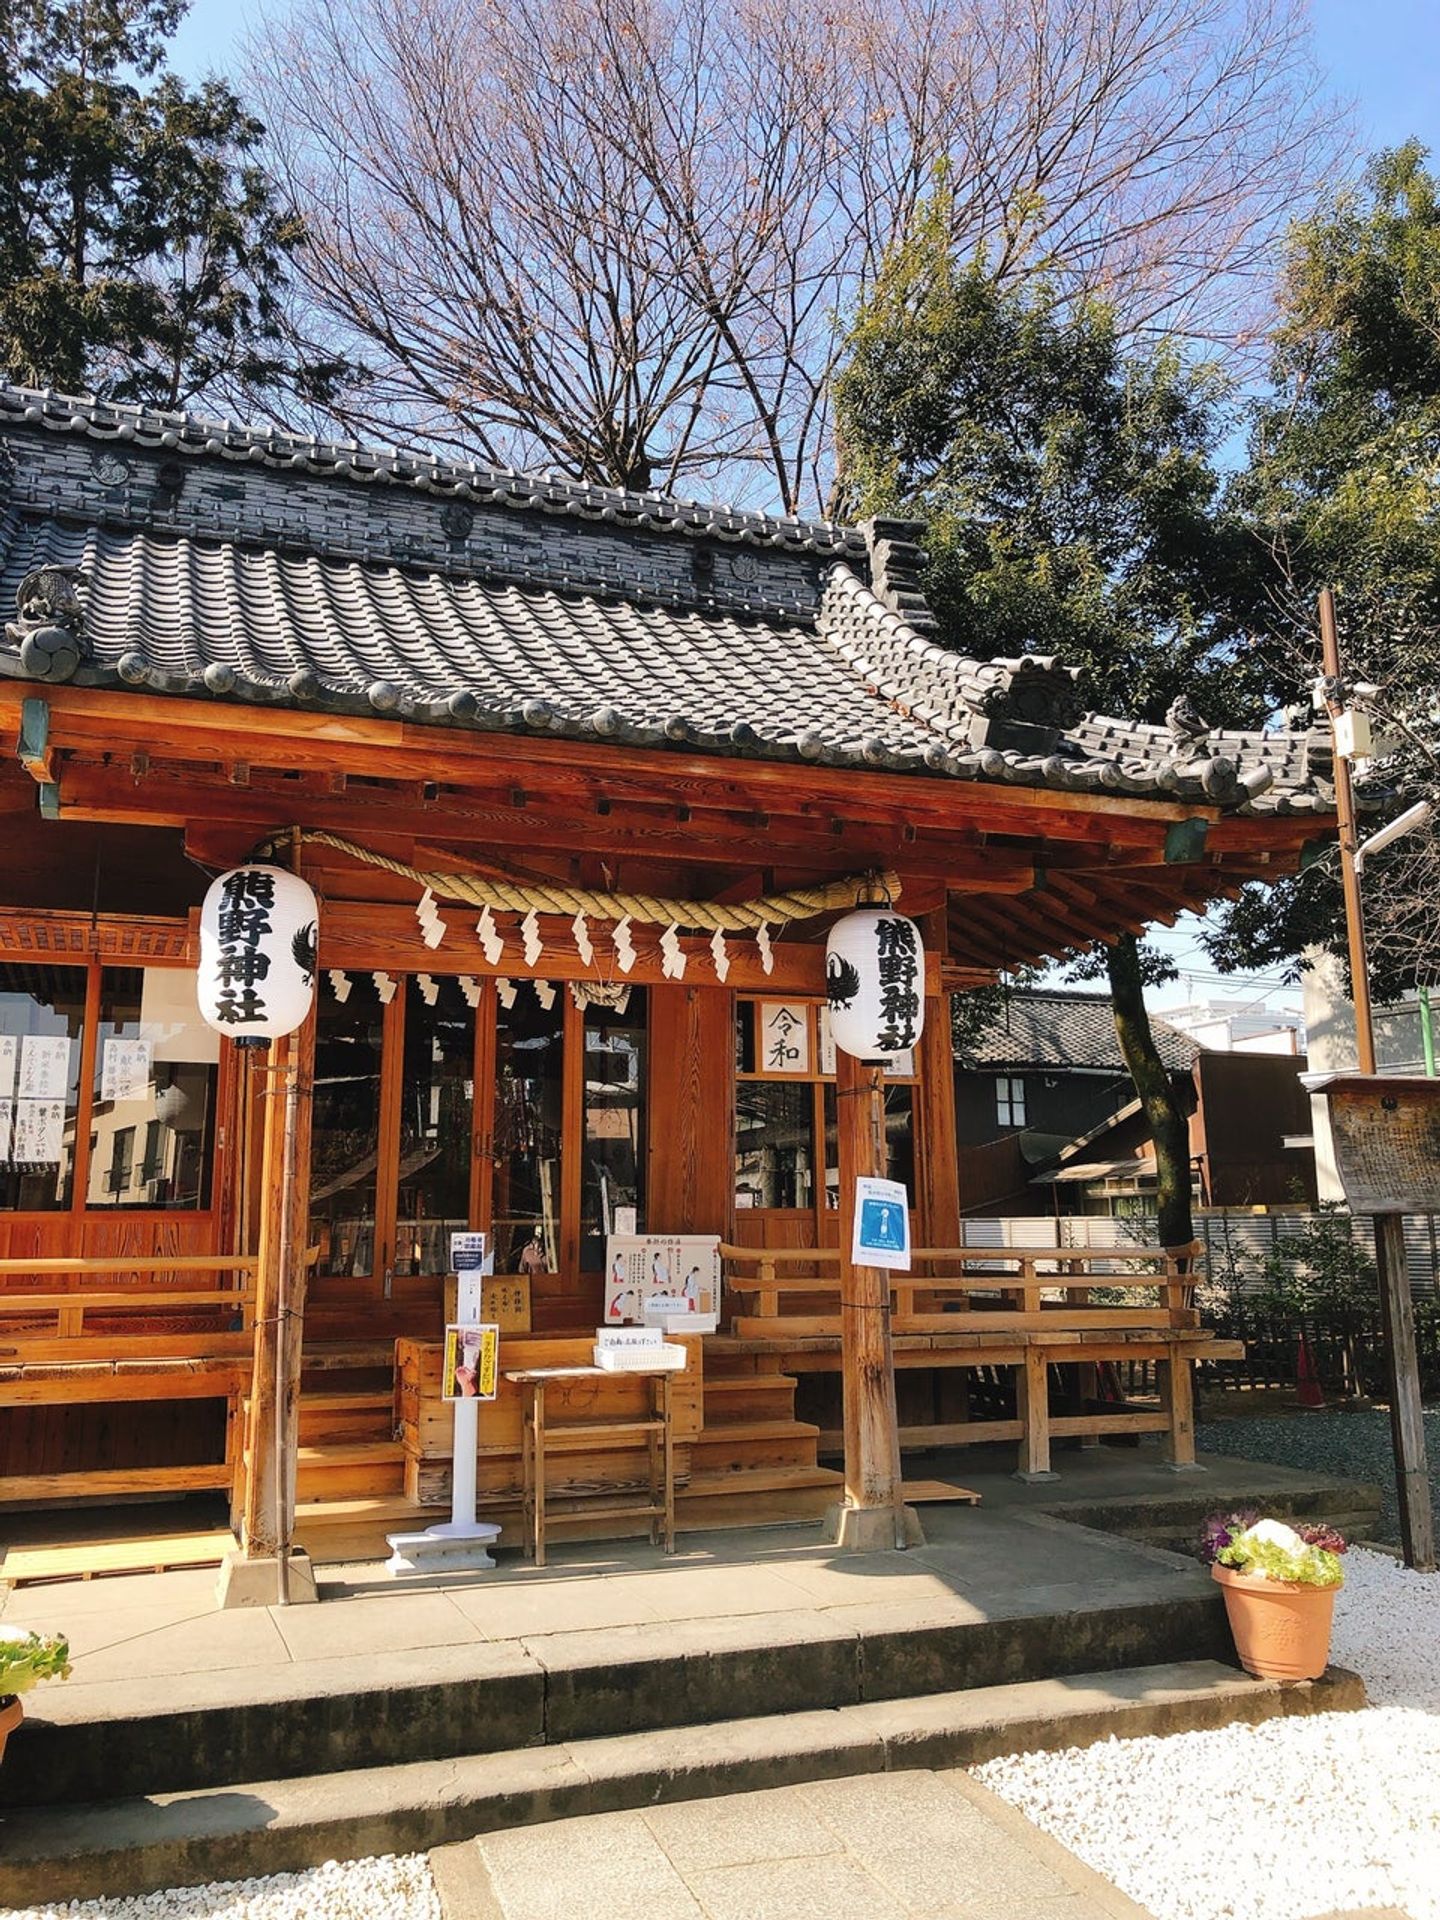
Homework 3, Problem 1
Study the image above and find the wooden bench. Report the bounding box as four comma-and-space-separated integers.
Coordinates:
0, 1255, 257, 1505
719, 1242, 1239, 1480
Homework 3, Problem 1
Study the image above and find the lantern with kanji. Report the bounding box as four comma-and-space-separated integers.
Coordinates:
198, 865, 319, 1045
825, 909, 925, 1063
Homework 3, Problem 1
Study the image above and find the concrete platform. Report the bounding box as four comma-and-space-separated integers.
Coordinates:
0, 1445, 1379, 1903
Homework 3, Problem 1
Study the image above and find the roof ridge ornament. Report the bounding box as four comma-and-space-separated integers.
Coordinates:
4, 563, 89, 683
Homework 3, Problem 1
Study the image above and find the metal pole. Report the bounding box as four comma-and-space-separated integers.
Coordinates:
1319, 588, 1377, 1074
1420, 987, 1436, 1078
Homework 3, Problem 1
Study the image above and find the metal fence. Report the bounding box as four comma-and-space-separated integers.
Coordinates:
962, 1211, 1440, 1298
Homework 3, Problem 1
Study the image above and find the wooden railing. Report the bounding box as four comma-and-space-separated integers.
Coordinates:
718, 1239, 1229, 1478
0, 1256, 261, 1505
719, 1241, 1201, 1334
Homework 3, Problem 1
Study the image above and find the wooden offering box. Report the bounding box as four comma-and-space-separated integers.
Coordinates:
396, 1333, 703, 1541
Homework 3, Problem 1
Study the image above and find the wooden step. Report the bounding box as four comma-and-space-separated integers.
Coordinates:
292, 1441, 406, 1503
678, 1464, 842, 1531
297, 1389, 396, 1446
690, 1419, 821, 1474
699, 1375, 798, 1425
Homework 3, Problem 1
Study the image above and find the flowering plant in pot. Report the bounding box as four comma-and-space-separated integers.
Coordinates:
1199, 1509, 1346, 1682
0, 1627, 71, 1762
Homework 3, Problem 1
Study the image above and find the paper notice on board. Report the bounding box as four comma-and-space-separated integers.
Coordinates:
18, 1034, 71, 1100
0, 1036, 16, 1097
0, 1098, 12, 1165
851, 1174, 912, 1272
13, 1098, 64, 1164
101, 1036, 152, 1105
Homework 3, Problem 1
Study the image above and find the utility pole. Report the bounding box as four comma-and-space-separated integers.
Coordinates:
1319, 587, 1376, 1074
1317, 588, 1435, 1570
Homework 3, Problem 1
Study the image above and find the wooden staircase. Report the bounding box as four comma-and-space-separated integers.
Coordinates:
678, 1359, 841, 1531
285, 1341, 841, 1562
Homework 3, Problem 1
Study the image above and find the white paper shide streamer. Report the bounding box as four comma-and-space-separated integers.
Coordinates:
477, 907, 504, 965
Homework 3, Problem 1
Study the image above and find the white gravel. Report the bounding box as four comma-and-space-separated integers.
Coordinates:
0, 1853, 440, 1920
974, 1546, 1440, 1920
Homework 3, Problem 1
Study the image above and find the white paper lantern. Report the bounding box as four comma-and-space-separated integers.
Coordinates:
198, 865, 319, 1045
825, 909, 926, 1063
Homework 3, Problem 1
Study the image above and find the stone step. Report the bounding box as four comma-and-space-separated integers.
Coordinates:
0, 1661, 1363, 1906
0, 1569, 1237, 1814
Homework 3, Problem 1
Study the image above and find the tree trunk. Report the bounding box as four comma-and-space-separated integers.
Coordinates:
1106, 933, 1193, 1247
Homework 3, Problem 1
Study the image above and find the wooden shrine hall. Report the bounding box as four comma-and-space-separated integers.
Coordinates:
0, 382, 1339, 1574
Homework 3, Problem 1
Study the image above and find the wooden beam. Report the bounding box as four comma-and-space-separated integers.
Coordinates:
17, 697, 53, 783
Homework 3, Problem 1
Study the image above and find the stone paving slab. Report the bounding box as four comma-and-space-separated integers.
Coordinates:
453, 1770, 1155, 1920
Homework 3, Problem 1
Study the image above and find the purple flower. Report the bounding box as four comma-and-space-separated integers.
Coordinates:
1198, 1507, 1261, 1564
1297, 1522, 1348, 1555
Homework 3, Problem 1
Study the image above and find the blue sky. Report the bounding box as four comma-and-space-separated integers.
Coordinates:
162, 0, 1427, 1019
168, 0, 1440, 153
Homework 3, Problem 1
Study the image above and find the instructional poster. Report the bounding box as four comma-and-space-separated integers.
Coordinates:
18, 1035, 71, 1101
442, 1323, 500, 1401
852, 1175, 912, 1272
604, 1234, 721, 1325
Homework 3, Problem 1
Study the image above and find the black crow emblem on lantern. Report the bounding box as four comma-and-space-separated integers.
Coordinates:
826, 952, 861, 1008
292, 922, 318, 987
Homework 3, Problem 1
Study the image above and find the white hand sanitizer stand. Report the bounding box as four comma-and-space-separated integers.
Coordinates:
386, 1252, 502, 1576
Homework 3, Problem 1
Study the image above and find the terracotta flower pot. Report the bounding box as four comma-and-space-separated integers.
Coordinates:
1212, 1563, 1340, 1681
0, 1695, 21, 1765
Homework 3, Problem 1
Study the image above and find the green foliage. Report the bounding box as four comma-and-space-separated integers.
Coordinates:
1254, 1207, 1378, 1317
1207, 142, 1440, 996
833, 180, 1264, 723
0, 0, 348, 409
0, 1626, 71, 1697
1216, 1528, 1345, 1589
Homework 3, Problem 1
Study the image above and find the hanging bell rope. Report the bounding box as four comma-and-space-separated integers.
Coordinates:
291, 829, 901, 933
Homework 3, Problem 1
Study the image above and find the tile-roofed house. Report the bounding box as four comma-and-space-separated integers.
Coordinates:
956, 988, 1196, 1075
0, 383, 1344, 1552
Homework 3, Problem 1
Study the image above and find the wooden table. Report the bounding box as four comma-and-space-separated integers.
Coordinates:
504, 1362, 678, 1566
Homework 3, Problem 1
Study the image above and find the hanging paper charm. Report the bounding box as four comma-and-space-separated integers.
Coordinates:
709, 928, 730, 983
197, 865, 319, 1045
756, 923, 774, 976
613, 915, 637, 975
521, 910, 543, 967
824, 909, 925, 1063
660, 923, 686, 980
572, 911, 594, 967
477, 907, 504, 965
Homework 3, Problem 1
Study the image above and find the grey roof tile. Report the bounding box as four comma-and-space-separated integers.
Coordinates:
0, 383, 1335, 816
956, 990, 1196, 1073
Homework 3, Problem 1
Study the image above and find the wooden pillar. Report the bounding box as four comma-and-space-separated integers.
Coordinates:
915, 910, 961, 1248
222, 1008, 317, 1606
1375, 1211, 1436, 1570
826, 1047, 922, 1551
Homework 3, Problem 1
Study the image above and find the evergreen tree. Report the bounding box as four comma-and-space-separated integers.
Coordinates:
1208, 142, 1440, 1000
0, 0, 344, 411
834, 188, 1260, 1242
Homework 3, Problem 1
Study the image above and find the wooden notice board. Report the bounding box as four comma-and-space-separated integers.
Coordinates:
1315, 1074, 1440, 1214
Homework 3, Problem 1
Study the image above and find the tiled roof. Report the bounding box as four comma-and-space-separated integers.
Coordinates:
955, 990, 1197, 1074
0, 383, 1334, 813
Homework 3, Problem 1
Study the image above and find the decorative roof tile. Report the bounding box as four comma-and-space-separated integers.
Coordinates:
0, 382, 1334, 815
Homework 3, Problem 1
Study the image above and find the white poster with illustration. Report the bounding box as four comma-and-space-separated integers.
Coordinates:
101, 1036, 153, 1105
18, 1035, 70, 1101
851, 1174, 911, 1272
604, 1234, 721, 1326
13, 1098, 65, 1164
